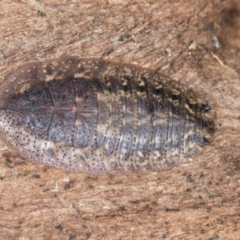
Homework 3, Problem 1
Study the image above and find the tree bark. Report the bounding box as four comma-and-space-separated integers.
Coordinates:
0, 0, 240, 239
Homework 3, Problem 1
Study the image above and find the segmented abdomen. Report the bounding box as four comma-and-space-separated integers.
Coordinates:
0, 56, 214, 174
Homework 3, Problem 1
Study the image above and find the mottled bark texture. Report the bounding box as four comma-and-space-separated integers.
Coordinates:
0, 0, 240, 239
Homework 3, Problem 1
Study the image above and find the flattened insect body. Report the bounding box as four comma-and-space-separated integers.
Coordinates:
0, 56, 214, 174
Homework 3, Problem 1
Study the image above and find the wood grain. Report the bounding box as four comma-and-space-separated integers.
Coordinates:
0, 0, 240, 239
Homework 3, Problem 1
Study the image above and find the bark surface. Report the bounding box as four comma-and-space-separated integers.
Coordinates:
0, 0, 240, 239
